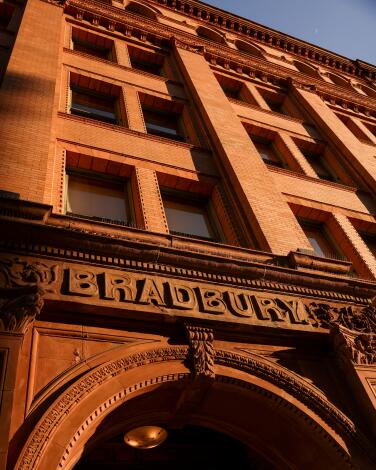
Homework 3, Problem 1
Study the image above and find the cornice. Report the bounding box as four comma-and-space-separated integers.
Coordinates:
147, 0, 376, 80
63, 0, 376, 119
1, 202, 376, 303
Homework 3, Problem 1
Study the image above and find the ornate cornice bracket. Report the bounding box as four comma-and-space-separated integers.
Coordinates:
170, 36, 206, 55
185, 324, 215, 379
332, 324, 376, 366
287, 77, 317, 93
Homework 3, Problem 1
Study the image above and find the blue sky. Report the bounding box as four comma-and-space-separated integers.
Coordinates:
202, 0, 376, 65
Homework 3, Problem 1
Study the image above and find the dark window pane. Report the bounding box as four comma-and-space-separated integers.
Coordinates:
254, 141, 283, 168
67, 175, 129, 223
71, 90, 117, 124
130, 59, 162, 75
143, 108, 185, 141
73, 39, 112, 60
303, 151, 336, 181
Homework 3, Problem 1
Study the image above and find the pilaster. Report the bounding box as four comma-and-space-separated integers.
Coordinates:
328, 213, 376, 279
289, 84, 376, 191
131, 167, 169, 233
122, 84, 146, 132
172, 44, 311, 255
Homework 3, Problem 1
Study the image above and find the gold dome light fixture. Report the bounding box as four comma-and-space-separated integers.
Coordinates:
124, 426, 168, 449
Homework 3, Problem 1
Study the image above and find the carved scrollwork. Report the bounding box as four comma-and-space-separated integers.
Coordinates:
306, 302, 376, 334
332, 325, 376, 366
0, 286, 44, 332
0, 257, 57, 332
0, 257, 58, 292
185, 325, 215, 378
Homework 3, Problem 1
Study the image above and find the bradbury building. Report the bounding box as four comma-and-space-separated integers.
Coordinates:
1, 0, 376, 468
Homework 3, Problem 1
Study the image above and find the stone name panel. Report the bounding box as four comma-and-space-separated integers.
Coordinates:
57, 266, 319, 330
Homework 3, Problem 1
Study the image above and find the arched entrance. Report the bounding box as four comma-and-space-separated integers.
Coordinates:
14, 344, 371, 470
74, 424, 270, 469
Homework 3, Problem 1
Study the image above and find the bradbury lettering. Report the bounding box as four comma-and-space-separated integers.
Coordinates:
63, 268, 311, 328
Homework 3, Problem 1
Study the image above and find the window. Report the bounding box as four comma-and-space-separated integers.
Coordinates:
69, 74, 123, 125
299, 221, 341, 259
257, 88, 288, 115
252, 138, 285, 168
66, 173, 131, 225
162, 192, 220, 241
128, 45, 164, 76
0, 3, 14, 30
71, 88, 118, 124
361, 234, 376, 259
196, 26, 226, 44
139, 94, 186, 142
301, 149, 337, 182
72, 28, 115, 61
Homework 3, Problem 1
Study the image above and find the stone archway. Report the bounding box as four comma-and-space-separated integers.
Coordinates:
14, 344, 372, 470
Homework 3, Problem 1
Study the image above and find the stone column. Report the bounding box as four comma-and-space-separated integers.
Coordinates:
172, 41, 311, 255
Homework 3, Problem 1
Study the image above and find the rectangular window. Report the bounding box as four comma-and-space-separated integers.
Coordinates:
69, 73, 124, 125
142, 108, 184, 141
0, 3, 14, 30
302, 150, 337, 182
72, 28, 115, 61
299, 221, 341, 259
128, 45, 164, 76
253, 138, 284, 168
162, 192, 220, 241
66, 173, 131, 225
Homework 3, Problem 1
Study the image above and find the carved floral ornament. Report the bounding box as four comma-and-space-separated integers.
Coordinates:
0, 257, 58, 332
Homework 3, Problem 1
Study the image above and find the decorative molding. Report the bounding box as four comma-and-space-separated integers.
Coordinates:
16, 346, 374, 470
170, 35, 205, 55
185, 324, 215, 378
0, 285, 44, 332
0, 257, 58, 291
148, 0, 376, 80
0, 258, 58, 332
307, 302, 376, 333
332, 325, 376, 366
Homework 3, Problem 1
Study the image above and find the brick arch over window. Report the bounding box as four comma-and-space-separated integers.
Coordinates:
13, 344, 368, 470
124, 0, 160, 20
196, 25, 226, 44
293, 59, 321, 79
235, 39, 264, 58
327, 72, 353, 89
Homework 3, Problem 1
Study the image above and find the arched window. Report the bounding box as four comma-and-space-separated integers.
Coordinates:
124, 1, 159, 20
293, 60, 321, 79
196, 26, 226, 44
235, 39, 264, 58
327, 72, 352, 89
358, 84, 376, 98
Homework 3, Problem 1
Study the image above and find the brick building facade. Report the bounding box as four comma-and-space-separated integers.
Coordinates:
1, 0, 376, 468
